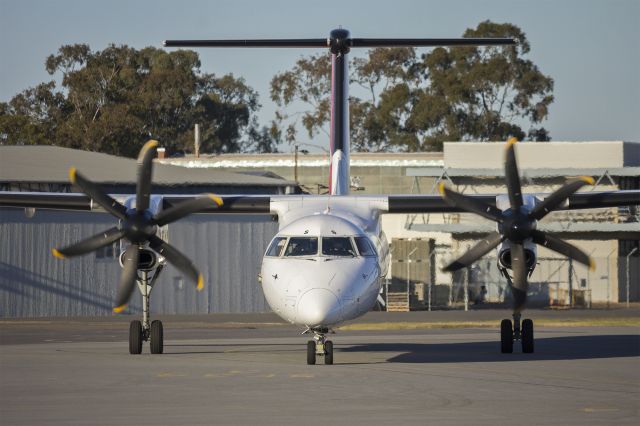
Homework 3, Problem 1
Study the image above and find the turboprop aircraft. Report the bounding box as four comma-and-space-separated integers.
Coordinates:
1, 29, 639, 364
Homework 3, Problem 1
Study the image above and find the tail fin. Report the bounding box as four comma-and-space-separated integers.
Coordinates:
329, 29, 350, 195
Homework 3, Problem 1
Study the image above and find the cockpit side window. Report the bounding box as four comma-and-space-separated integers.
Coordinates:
354, 237, 376, 257
284, 237, 318, 256
266, 237, 287, 257
322, 237, 356, 257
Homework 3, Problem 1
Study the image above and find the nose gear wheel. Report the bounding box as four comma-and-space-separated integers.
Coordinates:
305, 327, 334, 365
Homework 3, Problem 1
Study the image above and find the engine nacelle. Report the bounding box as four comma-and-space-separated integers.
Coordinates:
119, 247, 158, 271
497, 241, 537, 270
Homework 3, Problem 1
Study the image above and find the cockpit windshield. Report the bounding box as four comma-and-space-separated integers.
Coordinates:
284, 237, 318, 256
354, 237, 376, 256
322, 237, 356, 257
267, 235, 375, 258
266, 237, 287, 257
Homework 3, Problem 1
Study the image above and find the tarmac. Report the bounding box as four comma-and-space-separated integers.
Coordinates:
1, 309, 639, 425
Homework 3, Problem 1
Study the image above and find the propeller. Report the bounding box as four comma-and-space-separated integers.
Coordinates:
440, 138, 595, 312
51, 140, 223, 313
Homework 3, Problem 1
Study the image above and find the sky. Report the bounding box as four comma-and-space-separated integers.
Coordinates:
1, 0, 639, 152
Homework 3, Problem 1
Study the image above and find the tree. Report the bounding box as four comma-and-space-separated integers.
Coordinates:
270, 21, 554, 151
270, 53, 331, 145
1, 44, 262, 157
414, 21, 554, 150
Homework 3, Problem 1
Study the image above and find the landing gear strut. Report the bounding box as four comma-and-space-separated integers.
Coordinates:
500, 312, 534, 353
305, 327, 334, 365
128, 267, 164, 354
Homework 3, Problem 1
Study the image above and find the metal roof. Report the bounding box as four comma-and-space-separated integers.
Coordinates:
0, 146, 296, 188
406, 167, 640, 178
160, 151, 444, 169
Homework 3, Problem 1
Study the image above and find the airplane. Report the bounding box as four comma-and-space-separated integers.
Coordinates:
1, 29, 638, 364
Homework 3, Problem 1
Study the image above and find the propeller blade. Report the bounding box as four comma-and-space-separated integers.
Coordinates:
443, 232, 504, 272
70, 168, 128, 220
136, 140, 158, 212
113, 245, 140, 313
439, 183, 503, 222
529, 177, 595, 220
531, 230, 595, 270
510, 243, 528, 312
153, 195, 224, 227
52, 227, 125, 259
149, 236, 204, 290
504, 138, 523, 210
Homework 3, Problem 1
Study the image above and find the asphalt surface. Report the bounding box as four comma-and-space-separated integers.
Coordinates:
1, 311, 639, 425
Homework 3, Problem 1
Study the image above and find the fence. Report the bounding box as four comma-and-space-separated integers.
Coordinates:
385, 254, 640, 311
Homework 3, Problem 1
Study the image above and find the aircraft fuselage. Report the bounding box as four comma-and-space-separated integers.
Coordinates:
261, 198, 389, 327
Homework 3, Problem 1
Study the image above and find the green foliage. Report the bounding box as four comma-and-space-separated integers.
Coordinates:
271, 53, 331, 144
271, 21, 554, 151
1, 44, 265, 156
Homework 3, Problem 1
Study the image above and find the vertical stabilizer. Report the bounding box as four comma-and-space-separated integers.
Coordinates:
329, 29, 351, 195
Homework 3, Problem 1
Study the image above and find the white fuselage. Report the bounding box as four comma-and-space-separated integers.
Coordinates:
260, 197, 389, 327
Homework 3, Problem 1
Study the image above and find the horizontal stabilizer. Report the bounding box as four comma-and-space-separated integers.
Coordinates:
164, 37, 515, 49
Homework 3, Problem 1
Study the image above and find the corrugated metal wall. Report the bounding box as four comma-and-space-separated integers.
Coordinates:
0, 209, 278, 317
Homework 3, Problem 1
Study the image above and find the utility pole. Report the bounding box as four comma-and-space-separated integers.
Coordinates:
194, 124, 201, 158
294, 144, 299, 183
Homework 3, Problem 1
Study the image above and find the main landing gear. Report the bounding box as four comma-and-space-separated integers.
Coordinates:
305, 327, 334, 365
128, 268, 164, 355
500, 312, 534, 354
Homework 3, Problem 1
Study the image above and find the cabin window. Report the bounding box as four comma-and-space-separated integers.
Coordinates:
354, 237, 376, 257
322, 237, 356, 257
284, 237, 318, 256
266, 237, 287, 257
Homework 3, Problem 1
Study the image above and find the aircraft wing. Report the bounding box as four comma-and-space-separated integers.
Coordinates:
0, 192, 93, 211
1, 190, 638, 215
0, 192, 273, 214
385, 191, 640, 213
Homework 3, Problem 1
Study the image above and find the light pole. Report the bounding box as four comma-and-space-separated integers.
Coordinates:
626, 247, 638, 308
407, 247, 418, 308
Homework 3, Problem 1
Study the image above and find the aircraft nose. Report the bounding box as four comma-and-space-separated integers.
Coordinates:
297, 288, 342, 326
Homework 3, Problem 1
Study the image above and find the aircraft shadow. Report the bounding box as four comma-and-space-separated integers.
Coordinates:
340, 334, 640, 363
163, 335, 639, 361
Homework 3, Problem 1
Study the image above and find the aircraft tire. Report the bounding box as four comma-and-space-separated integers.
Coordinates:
324, 340, 333, 365
500, 319, 513, 354
129, 320, 143, 355
150, 320, 164, 354
521, 319, 534, 353
307, 340, 316, 365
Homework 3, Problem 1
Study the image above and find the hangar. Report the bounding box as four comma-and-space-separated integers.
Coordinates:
0, 146, 295, 317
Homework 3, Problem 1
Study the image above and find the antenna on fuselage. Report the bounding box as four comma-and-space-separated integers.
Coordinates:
163, 31, 516, 196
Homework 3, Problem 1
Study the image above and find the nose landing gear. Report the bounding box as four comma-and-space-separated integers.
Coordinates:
500, 312, 534, 354
305, 327, 334, 365
128, 268, 164, 354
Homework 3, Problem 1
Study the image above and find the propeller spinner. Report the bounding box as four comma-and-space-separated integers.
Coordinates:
51, 140, 224, 312
439, 138, 595, 312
